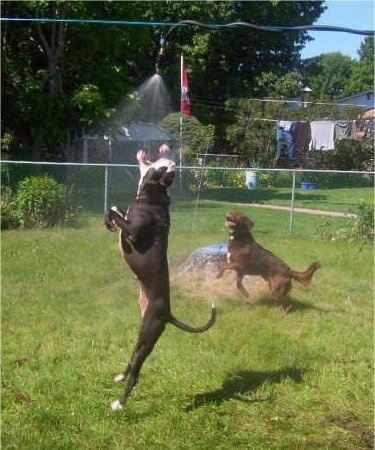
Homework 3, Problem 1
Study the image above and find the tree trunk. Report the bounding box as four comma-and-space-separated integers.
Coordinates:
36, 3, 68, 97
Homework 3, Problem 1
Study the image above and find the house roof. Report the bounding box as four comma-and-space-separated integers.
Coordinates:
116, 122, 176, 142
336, 90, 374, 104
82, 121, 177, 142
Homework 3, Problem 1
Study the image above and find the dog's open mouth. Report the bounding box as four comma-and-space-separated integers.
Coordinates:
225, 220, 236, 228
224, 212, 238, 228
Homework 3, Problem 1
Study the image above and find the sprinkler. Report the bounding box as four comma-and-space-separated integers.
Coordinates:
155, 35, 166, 74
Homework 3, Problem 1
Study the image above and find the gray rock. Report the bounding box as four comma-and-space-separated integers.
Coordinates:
178, 243, 228, 276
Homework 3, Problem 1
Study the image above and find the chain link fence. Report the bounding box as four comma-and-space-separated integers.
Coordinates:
1, 161, 373, 234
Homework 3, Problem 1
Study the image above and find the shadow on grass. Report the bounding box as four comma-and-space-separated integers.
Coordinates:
185, 366, 305, 411
255, 294, 329, 313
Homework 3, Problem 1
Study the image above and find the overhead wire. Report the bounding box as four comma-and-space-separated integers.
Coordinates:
1, 17, 374, 36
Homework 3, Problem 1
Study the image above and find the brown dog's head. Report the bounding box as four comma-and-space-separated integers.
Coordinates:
225, 211, 254, 235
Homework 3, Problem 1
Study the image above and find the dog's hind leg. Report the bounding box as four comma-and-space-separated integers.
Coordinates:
138, 285, 149, 317
111, 301, 166, 411
236, 277, 249, 297
236, 271, 249, 297
269, 277, 292, 313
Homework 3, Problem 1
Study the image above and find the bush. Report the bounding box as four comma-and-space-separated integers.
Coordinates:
14, 175, 67, 228
1, 175, 84, 230
316, 201, 374, 243
349, 201, 374, 243
0, 187, 20, 229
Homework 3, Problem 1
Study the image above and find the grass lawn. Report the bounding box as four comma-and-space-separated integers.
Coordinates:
2, 202, 373, 449
198, 186, 374, 214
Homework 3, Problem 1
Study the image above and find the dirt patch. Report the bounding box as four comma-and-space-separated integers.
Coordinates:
171, 269, 268, 303
207, 200, 357, 218
323, 415, 374, 449
175, 243, 267, 302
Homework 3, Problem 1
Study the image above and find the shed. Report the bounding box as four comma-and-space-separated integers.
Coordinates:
78, 122, 177, 164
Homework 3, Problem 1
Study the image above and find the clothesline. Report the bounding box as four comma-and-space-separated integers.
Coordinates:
238, 117, 375, 123
244, 97, 372, 108
276, 118, 373, 158
193, 97, 373, 111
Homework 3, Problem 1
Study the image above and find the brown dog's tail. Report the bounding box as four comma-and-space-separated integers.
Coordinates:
291, 261, 322, 286
168, 303, 216, 333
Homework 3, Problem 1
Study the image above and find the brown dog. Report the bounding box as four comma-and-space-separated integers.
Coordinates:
216, 211, 321, 312
105, 164, 216, 411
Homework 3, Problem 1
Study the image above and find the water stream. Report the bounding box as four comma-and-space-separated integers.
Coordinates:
110, 73, 173, 127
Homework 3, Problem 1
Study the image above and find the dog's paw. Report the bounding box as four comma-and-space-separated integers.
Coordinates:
105, 218, 117, 232
282, 304, 293, 314
114, 374, 125, 382
111, 399, 123, 411
240, 289, 250, 298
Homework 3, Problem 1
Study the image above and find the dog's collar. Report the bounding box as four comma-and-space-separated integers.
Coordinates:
135, 195, 170, 206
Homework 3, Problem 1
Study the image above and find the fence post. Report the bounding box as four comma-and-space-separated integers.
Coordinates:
104, 165, 108, 214
289, 170, 296, 234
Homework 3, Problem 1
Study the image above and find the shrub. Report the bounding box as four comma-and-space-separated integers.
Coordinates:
0, 187, 20, 229
14, 175, 67, 228
349, 201, 374, 243
316, 202, 374, 243
228, 170, 245, 188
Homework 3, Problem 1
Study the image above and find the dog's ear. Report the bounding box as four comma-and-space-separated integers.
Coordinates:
247, 217, 254, 229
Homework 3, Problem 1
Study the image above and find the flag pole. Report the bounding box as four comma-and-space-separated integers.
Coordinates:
179, 53, 183, 190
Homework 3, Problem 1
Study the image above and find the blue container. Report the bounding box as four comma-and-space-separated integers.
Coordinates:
301, 182, 317, 190
245, 170, 258, 189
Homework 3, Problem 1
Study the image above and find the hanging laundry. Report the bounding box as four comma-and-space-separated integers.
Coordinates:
276, 121, 297, 159
294, 121, 311, 149
366, 119, 374, 140
334, 121, 353, 141
353, 118, 368, 140
309, 121, 335, 151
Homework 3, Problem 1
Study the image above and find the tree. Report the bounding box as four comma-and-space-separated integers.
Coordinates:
343, 37, 374, 95
1, 1, 325, 159
1, 1, 155, 158
253, 71, 303, 99
302, 53, 355, 101
301, 37, 374, 101
160, 112, 215, 161
152, 1, 325, 149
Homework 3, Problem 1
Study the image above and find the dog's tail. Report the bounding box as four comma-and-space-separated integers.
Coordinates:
291, 261, 322, 286
168, 303, 216, 333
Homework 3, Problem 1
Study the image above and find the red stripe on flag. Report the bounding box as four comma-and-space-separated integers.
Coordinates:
181, 54, 191, 116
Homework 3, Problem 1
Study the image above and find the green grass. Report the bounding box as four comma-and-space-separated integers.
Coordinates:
198, 186, 374, 214
2, 203, 373, 450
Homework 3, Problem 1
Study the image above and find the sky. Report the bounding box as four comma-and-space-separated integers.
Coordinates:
300, 0, 375, 60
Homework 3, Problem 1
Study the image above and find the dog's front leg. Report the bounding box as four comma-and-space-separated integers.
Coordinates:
236, 272, 249, 297
105, 207, 129, 232
216, 262, 240, 279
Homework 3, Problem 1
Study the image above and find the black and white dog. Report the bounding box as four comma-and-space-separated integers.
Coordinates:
105, 160, 216, 411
